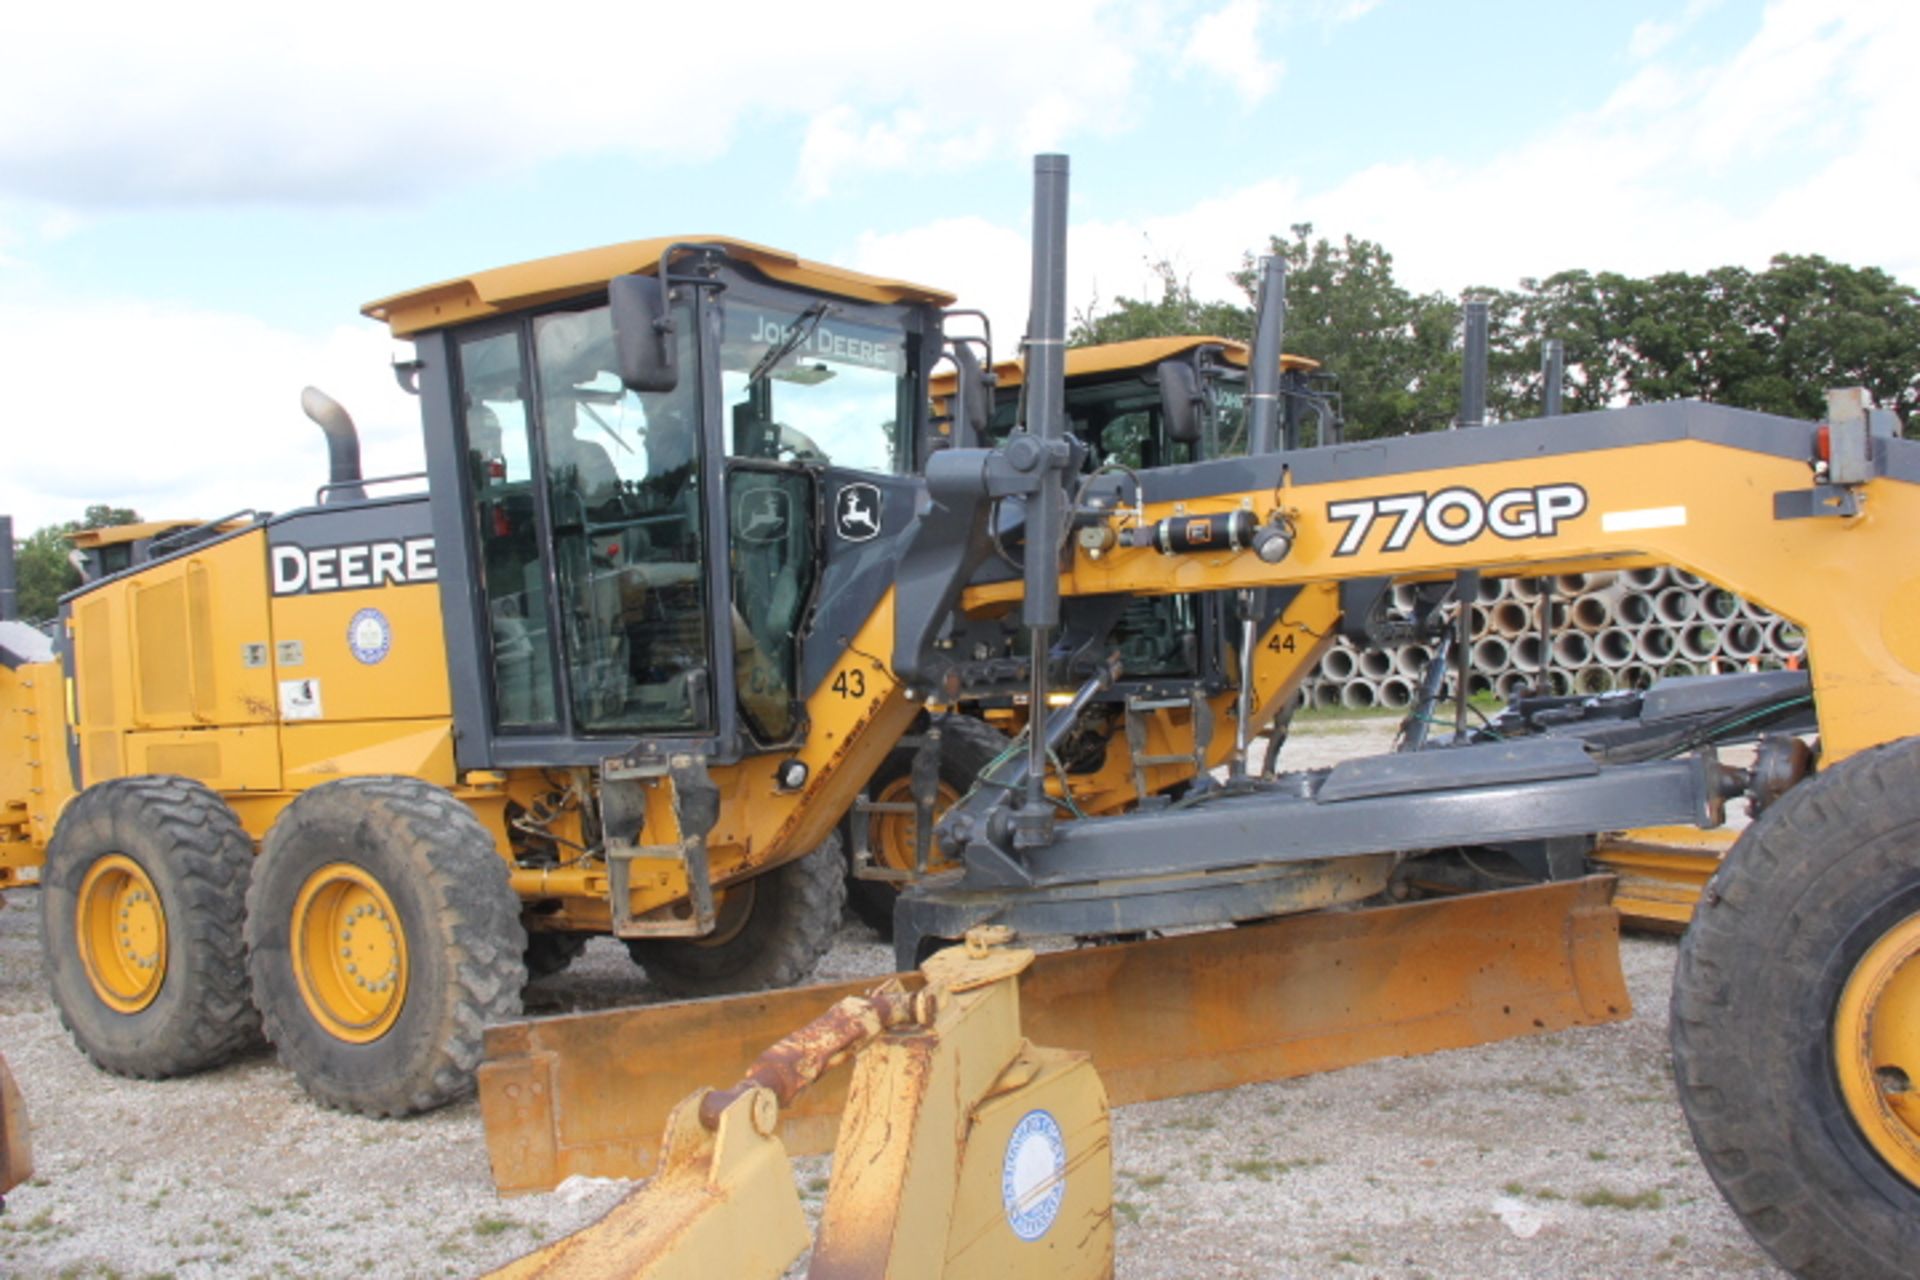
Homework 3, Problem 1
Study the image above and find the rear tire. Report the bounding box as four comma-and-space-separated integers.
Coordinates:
246, 777, 526, 1116
845, 715, 1006, 937
626, 834, 846, 998
1671, 736, 1920, 1280
41, 776, 259, 1078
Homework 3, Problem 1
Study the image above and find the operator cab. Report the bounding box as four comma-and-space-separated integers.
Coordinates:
366, 238, 953, 769
947, 339, 1337, 689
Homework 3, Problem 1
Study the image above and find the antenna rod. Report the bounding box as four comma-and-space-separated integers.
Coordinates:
1542, 338, 1565, 417
1459, 297, 1489, 428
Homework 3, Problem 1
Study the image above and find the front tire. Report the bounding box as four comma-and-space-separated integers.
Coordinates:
1672, 736, 1920, 1280
41, 776, 259, 1078
246, 777, 525, 1116
626, 834, 846, 998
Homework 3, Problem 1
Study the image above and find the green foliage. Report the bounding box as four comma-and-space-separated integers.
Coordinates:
12, 505, 141, 622
1071, 260, 1252, 346
1071, 233, 1920, 440
1245, 226, 1464, 440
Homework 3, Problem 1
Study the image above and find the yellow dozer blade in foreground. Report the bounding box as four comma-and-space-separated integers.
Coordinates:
479, 877, 1627, 1194
0, 1052, 31, 1207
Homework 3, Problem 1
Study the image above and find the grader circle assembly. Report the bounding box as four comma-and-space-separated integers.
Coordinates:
0, 151, 1912, 1276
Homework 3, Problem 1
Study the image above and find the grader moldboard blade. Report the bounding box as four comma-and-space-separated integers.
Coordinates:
479, 877, 1627, 1194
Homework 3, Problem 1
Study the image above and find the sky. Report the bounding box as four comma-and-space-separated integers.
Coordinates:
1, 0, 1914, 533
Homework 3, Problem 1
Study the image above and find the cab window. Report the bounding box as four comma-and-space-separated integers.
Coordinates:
533, 305, 710, 734
718, 297, 916, 473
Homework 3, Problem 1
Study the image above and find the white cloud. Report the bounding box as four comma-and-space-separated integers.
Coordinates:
7, 0, 1912, 538
0, 299, 420, 533
787, 3, 1161, 198
852, 189, 1296, 353
1179, 0, 1284, 107
796, 109, 997, 203
854, 0, 1920, 347
0, 0, 1170, 211
1320, 0, 1382, 21
1629, 0, 1722, 59
852, 217, 1035, 357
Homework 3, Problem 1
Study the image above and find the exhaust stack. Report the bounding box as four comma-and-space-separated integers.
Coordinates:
301, 387, 367, 504
1246, 255, 1289, 455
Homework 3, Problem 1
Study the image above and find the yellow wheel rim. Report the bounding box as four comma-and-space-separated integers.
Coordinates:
76, 854, 167, 1013
292, 863, 408, 1043
687, 882, 756, 949
871, 776, 960, 877
1835, 911, 1920, 1187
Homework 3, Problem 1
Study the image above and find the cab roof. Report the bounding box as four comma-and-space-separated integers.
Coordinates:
363, 236, 956, 338
936, 335, 1320, 394
68, 520, 212, 548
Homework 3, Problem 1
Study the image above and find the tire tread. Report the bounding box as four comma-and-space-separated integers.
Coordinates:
246, 776, 525, 1117
1672, 737, 1920, 1280
43, 775, 260, 1078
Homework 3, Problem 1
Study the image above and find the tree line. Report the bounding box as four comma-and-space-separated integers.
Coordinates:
9, 506, 140, 623
11, 243, 1915, 620
1071, 224, 1920, 440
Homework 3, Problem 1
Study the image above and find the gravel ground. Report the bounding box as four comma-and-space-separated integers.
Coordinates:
0, 717, 1782, 1279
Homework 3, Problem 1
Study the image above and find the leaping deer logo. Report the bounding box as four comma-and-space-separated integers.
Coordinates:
836, 483, 882, 542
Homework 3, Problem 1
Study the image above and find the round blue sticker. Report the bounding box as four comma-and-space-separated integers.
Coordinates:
347, 608, 392, 665
1001, 1108, 1067, 1242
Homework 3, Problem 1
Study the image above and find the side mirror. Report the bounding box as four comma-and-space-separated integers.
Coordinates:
1158, 360, 1204, 444
949, 344, 993, 448
610, 274, 678, 393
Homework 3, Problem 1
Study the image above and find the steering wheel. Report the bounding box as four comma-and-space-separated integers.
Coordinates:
774, 423, 828, 464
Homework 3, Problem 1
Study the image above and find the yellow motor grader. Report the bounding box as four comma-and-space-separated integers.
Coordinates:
0, 153, 1913, 1278
0, 228, 1363, 1116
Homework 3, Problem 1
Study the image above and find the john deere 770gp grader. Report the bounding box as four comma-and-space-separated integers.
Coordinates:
0, 227, 1322, 1113
4, 155, 1920, 1278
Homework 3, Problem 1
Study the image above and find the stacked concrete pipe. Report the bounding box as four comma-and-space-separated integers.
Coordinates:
1297, 568, 1809, 713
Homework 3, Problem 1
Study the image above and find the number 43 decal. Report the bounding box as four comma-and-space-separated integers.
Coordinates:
831, 669, 869, 699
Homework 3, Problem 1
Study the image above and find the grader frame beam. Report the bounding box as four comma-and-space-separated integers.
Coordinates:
887, 396, 1918, 958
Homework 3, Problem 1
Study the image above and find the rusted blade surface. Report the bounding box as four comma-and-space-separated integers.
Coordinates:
479, 877, 1627, 1194
0, 1052, 31, 1197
